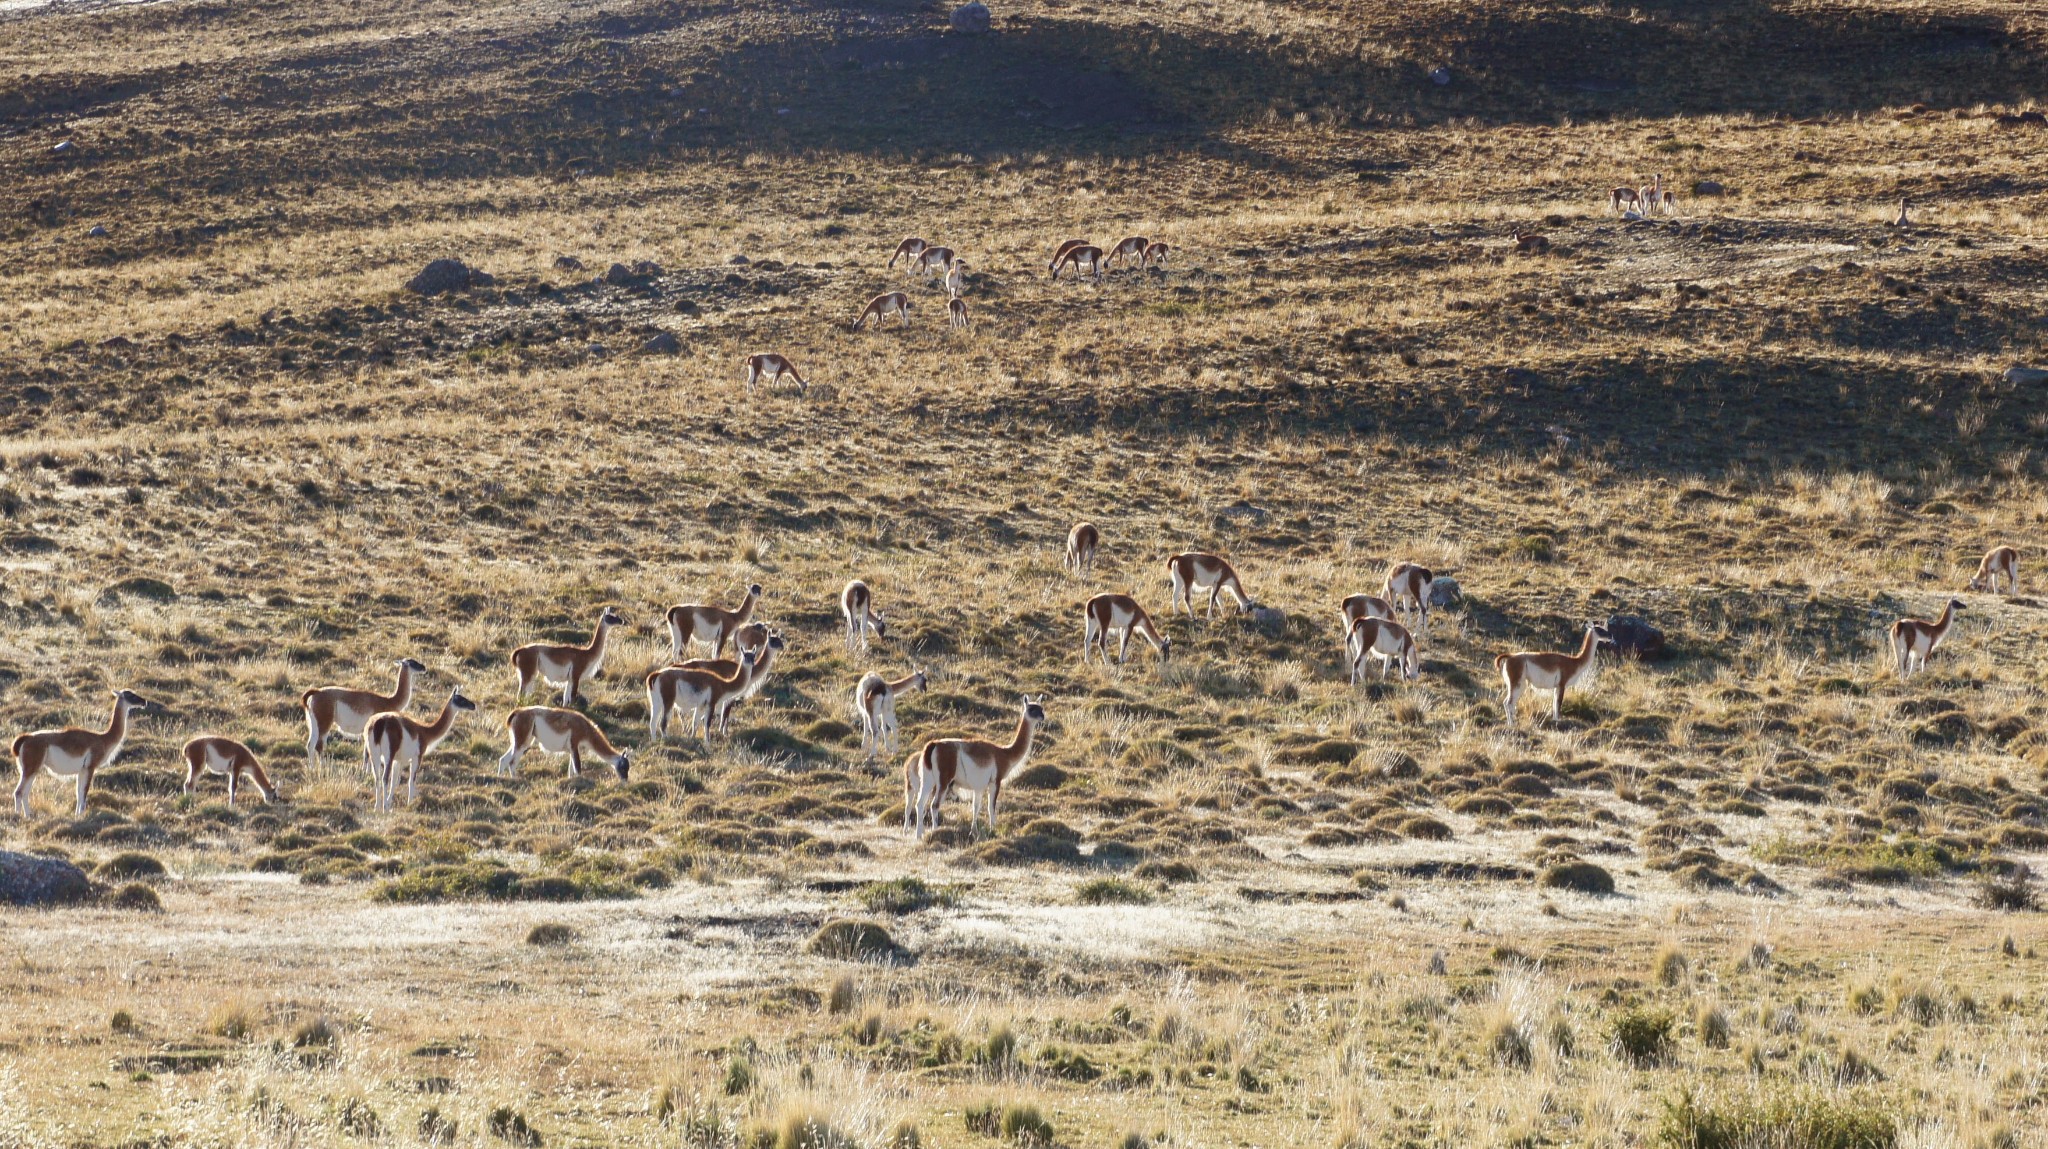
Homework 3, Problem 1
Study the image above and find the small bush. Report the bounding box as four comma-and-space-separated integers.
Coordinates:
1540, 861, 1614, 895
525, 922, 578, 946
1656, 1088, 1895, 1149
724, 1055, 756, 1095
1846, 983, 1883, 1015
107, 882, 162, 911
487, 1105, 543, 1146
1975, 876, 2039, 912
1399, 815, 1453, 840
858, 876, 958, 915
806, 919, 900, 962
109, 1009, 135, 1033
828, 974, 858, 1015
1488, 1015, 1533, 1069
1611, 1007, 1674, 1067
96, 852, 167, 881
335, 1097, 382, 1139
979, 1025, 1017, 1065
966, 1103, 1054, 1147
418, 1108, 458, 1144
1076, 878, 1155, 906
292, 1016, 337, 1048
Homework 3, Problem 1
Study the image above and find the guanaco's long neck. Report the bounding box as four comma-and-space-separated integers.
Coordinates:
587, 617, 613, 657
886, 671, 921, 694
387, 665, 414, 712
733, 592, 758, 626
103, 700, 132, 744
422, 697, 460, 746
1000, 717, 1038, 771
1574, 628, 1600, 664
1933, 602, 1956, 637
750, 645, 779, 682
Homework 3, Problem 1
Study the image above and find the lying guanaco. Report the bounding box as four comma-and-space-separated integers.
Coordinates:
363, 688, 477, 811
646, 649, 757, 740
1968, 546, 2019, 594
1167, 552, 1255, 619
853, 291, 913, 331
1051, 244, 1105, 282
905, 695, 1047, 839
301, 657, 425, 768
512, 606, 623, 705
1891, 599, 1964, 677
1383, 562, 1435, 632
841, 579, 887, 651
888, 237, 928, 269
498, 706, 631, 781
1107, 235, 1150, 267
948, 296, 970, 330
666, 583, 762, 660
1497, 624, 1609, 723
1047, 238, 1091, 273
1083, 593, 1171, 666
1065, 522, 1100, 575
744, 352, 808, 396
853, 667, 928, 761
1346, 616, 1419, 683
181, 736, 278, 806
13, 689, 152, 817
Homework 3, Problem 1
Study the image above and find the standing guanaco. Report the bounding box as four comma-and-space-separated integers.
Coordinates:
905, 695, 1047, 839
1346, 616, 1419, 683
841, 579, 888, 651
1065, 522, 1100, 576
666, 584, 763, 660
1167, 552, 1255, 619
1107, 236, 1150, 267
743, 352, 808, 396
1340, 593, 1395, 632
1383, 563, 1435, 632
1609, 184, 1641, 213
1968, 546, 2019, 594
948, 296, 970, 330
677, 632, 786, 728
498, 707, 631, 782
1051, 244, 1105, 282
853, 667, 928, 761
1497, 624, 1610, 724
363, 688, 477, 811
944, 260, 968, 299
646, 649, 757, 740
888, 237, 929, 269
1893, 198, 1911, 228
12, 689, 152, 817
913, 245, 957, 279
1891, 599, 1965, 677
1083, 593, 1171, 666
1142, 241, 1170, 268
301, 657, 425, 768
181, 736, 278, 806
512, 606, 623, 706
853, 291, 913, 331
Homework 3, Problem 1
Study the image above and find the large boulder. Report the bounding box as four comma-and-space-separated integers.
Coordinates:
0, 850, 94, 907
405, 259, 474, 295
1427, 576, 1462, 608
1600, 615, 1667, 660
2004, 365, 2048, 386
950, 2, 990, 34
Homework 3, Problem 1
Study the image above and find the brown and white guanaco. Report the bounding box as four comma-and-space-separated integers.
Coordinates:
853, 667, 928, 761
646, 648, 757, 740
1968, 546, 2019, 595
1051, 244, 1106, 282
1891, 599, 1965, 677
948, 296, 970, 330
301, 657, 425, 768
1083, 593, 1171, 666
944, 260, 968, 299
13, 689, 152, 817
842, 579, 888, 651
1047, 238, 1091, 273
1346, 616, 1419, 683
744, 352, 808, 396
1142, 241, 1170, 268
1107, 235, 1149, 267
1383, 562, 1435, 632
853, 291, 913, 331
677, 632, 786, 730
1167, 552, 1255, 619
498, 706, 631, 781
1609, 184, 1641, 213
666, 584, 762, 660
1065, 522, 1100, 576
913, 246, 957, 279
363, 688, 477, 811
181, 736, 278, 806
512, 606, 623, 705
905, 695, 1047, 839
1497, 624, 1610, 723
888, 237, 929, 269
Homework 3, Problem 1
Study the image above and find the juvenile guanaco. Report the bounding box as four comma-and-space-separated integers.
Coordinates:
1891, 599, 1965, 677
1893, 197, 1911, 228
853, 291, 913, 331
905, 695, 1047, 839
944, 260, 968, 299
12, 689, 152, 817
743, 352, 808, 396
1968, 546, 2019, 594
1346, 616, 1419, 683
498, 707, 631, 781
666, 584, 763, 660
888, 237, 929, 269
363, 688, 477, 811
1107, 235, 1150, 267
1065, 522, 1100, 576
853, 667, 928, 761
646, 649, 757, 740
1497, 624, 1610, 724
1142, 241, 1170, 268
1051, 244, 1105, 282
841, 579, 888, 651
181, 736, 277, 806
1083, 594, 1171, 666
301, 657, 425, 768
1383, 562, 1435, 632
512, 606, 623, 705
948, 296, 970, 330
1167, 552, 1255, 619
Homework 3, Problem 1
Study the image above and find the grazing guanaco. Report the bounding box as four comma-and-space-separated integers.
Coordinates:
646, 649, 757, 740
853, 291, 912, 331
1346, 616, 1419, 684
948, 296, 970, 330
1497, 624, 1610, 724
944, 260, 968, 299
1167, 552, 1255, 619
498, 707, 631, 782
743, 352, 808, 396
512, 606, 623, 706
888, 237, 928, 269
12, 689, 152, 817
1107, 235, 1150, 267
914, 245, 957, 278
1609, 184, 1641, 213
1890, 599, 1965, 677
841, 579, 888, 651
678, 632, 787, 731
905, 695, 1047, 839
363, 688, 477, 811
853, 667, 928, 761
1047, 238, 1092, 273
1084, 593, 1171, 666
1968, 546, 2019, 595
301, 657, 425, 768
1340, 594, 1394, 663
1142, 241, 1170, 268
666, 584, 763, 660
1051, 244, 1105, 282
181, 736, 278, 806
1065, 522, 1100, 576
1383, 562, 1435, 632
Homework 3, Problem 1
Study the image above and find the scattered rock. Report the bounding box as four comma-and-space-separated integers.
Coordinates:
638, 331, 681, 355
1214, 501, 1270, 524
552, 255, 584, 272
0, 850, 94, 907
1426, 577, 1462, 608
1250, 606, 1287, 634
87, 224, 107, 238
52, 139, 75, 154
587, 343, 610, 359
727, 254, 751, 265
950, 1, 990, 34
404, 259, 474, 295
603, 262, 636, 286
1600, 615, 1667, 660
1693, 179, 1725, 196
1429, 66, 1452, 86
2004, 365, 2048, 386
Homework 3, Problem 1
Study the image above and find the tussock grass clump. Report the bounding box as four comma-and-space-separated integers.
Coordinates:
751, 1109, 858, 1149
1486, 1013, 1533, 1069
966, 1102, 1054, 1146
858, 876, 959, 915
1077, 877, 1155, 905
1539, 860, 1614, 894
291, 1016, 336, 1048
207, 1000, 257, 1041
418, 1108, 457, 1145
109, 1010, 135, 1034
486, 1105, 543, 1146
1974, 875, 2039, 911
107, 882, 162, 911
1656, 1088, 1895, 1149
1611, 1007, 1674, 1067
1694, 1003, 1730, 1049
827, 974, 858, 1015
525, 922, 577, 946
334, 1096, 381, 1139
95, 852, 167, 881
1653, 943, 1689, 986
805, 919, 901, 962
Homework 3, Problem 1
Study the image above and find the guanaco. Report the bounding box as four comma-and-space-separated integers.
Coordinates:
944, 260, 968, 299
1893, 197, 1911, 227
1084, 593, 1171, 666
181, 736, 279, 806
1107, 235, 1150, 267
730, 621, 771, 660
666, 584, 763, 660
853, 291, 913, 331
1383, 562, 1435, 632
888, 237, 929, 269
1051, 244, 1105, 282
853, 667, 928, 761
301, 657, 425, 768
743, 352, 808, 396
1047, 238, 1091, 273
905, 695, 1047, 839
1341, 593, 1395, 631
1142, 241, 1170, 268
646, 649, 757, 740
1065, 522, 1100, 575
677, 632, 787, 731
1609, 184, 1641, 213
1891, 599, 1965, 677
12, 689, 151, 817
363, 688, 477, 811
914, 246, 957, 278
1167, 552, 1255, 619
498, 706, 631, 781
1968, 546, 2019, 595
512, 606, 623, 706
841, 579, 888, 651
1346, 616, 1419, 684
1497, 624, 1610, 724
948, 296, 970, 330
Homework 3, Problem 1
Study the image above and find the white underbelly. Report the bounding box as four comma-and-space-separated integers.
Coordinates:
39, 744, 93, 776
331, 702, 373, 735
200, 743, 238, 774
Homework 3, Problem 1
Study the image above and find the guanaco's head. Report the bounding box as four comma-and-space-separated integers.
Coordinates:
911, 668, 929, 693
114, 688, 151, 711
600, 606, 625, 627
1948, 598, 1967, 614
765, 633, 787, 652
612, 749, 632, 783
870, 610, 889, 639
450, 689, 478, 713
1021, 695, 1048, 726
1156, 636, 1173, 664
397, 657, 428, 673
746, 583, 764, 599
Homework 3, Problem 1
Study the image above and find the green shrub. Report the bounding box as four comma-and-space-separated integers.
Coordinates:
1611, 1007, 1674, 1067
